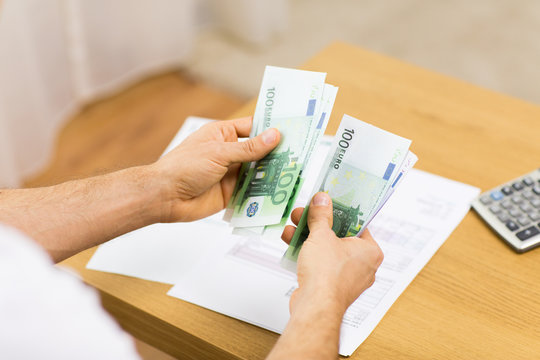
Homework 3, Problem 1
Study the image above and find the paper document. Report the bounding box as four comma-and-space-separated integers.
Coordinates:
87, 116, 480, 356
167, 168, 480, 356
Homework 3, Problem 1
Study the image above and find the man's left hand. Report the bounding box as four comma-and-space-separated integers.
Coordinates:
150, 117, 280, 222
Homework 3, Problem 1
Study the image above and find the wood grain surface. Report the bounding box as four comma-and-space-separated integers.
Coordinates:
61, 44, 540, 359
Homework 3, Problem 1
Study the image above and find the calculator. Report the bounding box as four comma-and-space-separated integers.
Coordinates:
472, 169, 540, 252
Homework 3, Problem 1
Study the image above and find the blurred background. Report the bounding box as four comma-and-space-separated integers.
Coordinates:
1, 0, 539, 189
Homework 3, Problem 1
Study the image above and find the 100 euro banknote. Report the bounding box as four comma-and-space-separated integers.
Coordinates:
281, 114, 412, 271
228, 114, 317, 228
235, 83, 339, 237
225, 66, 328, 228
359, 150, 418, 235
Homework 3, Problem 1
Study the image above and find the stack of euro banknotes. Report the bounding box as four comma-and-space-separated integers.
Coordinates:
223, 66, 417, 272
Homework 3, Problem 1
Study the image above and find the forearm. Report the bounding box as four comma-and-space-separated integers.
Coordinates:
266, 291, 346, 360
0, 166, 164, 262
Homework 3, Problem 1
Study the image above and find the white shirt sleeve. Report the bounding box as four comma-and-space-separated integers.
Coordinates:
0, 224, 141, 360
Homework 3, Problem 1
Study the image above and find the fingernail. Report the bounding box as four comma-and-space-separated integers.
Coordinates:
313, 192, 329, 206
262, 129, 277, 145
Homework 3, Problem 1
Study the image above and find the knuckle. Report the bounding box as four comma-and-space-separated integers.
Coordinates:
309, 218, 329, 232
307, 226, 331, 240
373, 247, 384, 266
362, 230, 375, 242
241, 139, 258, 156
360, 232, 383, 266
215, 143, 230, 163
309, 208, 330, 222
201, 121, 217, 133
369, 275, 376, 287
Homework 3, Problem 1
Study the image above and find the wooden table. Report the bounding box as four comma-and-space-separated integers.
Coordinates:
63, 42, 540, 359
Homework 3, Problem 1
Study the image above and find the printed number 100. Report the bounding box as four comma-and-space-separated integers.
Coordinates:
272, 158, 299, 205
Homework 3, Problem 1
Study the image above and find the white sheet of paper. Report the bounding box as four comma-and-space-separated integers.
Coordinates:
167, 168, 480, 356
86, 212, 229, 284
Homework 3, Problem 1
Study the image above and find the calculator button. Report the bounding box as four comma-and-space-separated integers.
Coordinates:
533, 186, 540, 196
522, 190, 535, 200
531, 198, 540, 208
509, 208, 522, 218
520, 203, 534, 213
512, 182, 524, 191
506, 221, 520, 231
489, 205, 502, 214
490, 191, 504, 201
480, 196, 492, 205
529, 212, 540, 222
523, 177, 534, 186
517, 217, 531, 227
497, 213, 510, 222
511, 195, 524, 204
516, 226, 540, 241
501, 199, 513, 209
501, 186, 513, 196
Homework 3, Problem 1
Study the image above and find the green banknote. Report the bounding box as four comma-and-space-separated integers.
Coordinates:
235, 83, 339, 237
281, 115, 412, 272
229, 115, 316, 228
223, 66, 327, 224
258, 83, 339, 237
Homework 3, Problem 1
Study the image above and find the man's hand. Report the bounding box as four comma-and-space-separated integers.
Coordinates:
0, 117, 279, 262
282, 192, 383, 314
150, 117, 280, 222
267, 192, 383, 360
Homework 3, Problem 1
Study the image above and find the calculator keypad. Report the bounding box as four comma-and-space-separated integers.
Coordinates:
472, 168, 540, 252
491, 184, 540, 226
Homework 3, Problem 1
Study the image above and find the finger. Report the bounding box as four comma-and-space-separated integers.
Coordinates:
281, 225, 297, 245
351, 229, 384, 267
220, 128, 280, 165
359, 228, 374, 242
307, 192, 333, 233
291, 207, 304, 226
289, 289, 299, 314
229, 116, 254, 138
220, 163, 241, 204
367, 275, 376, 289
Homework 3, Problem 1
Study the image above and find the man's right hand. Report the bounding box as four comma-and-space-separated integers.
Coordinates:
281, 192, 384, 315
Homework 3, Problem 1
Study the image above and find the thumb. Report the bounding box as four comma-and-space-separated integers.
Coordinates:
307, 192, 333, 233
222, 128, 280, 165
